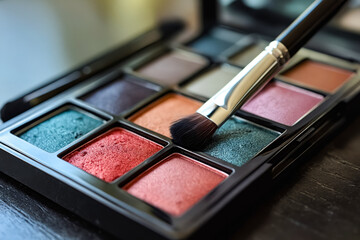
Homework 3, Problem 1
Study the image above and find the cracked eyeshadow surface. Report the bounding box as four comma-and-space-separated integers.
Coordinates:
63, 127, 163, 182
202, 118, 279, 167
19, 109, 102, 153
124, 153, 227, 216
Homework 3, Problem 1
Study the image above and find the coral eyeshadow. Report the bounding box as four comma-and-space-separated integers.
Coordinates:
124, 153, 227, 216
282, 60, 353, 93
63, 128, 163, 182
128, 93, 202, 138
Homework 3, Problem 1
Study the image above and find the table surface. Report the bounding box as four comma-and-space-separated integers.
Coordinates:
0, 115, 359, 240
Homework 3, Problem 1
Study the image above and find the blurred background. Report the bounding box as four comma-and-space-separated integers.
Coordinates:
0, 0, 199, 113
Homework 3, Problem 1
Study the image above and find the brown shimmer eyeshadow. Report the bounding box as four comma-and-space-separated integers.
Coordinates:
135, 51, 208, 86
282, 60, 354, 93
128, 93, 202, 138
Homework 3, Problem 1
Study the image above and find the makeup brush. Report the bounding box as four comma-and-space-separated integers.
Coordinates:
170, 0, 348, 149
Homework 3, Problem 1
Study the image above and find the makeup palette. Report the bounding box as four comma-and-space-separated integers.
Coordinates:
1, 1, 360, 239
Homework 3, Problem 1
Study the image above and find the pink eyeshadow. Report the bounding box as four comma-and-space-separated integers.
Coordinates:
123, 153, 227, 216
63, 127, 163, 182
241, 81, 324, 126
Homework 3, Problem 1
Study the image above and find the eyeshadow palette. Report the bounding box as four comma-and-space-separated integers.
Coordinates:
1, 1, 360, 239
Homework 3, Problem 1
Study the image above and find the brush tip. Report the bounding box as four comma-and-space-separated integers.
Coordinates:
170, 113, 218, 150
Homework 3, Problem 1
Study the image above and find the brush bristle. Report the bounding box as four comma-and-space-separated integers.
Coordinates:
170, 113, 218, 150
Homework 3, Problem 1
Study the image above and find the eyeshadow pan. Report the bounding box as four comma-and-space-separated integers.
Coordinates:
282, 60, 354, 93
203, 117, 279, 167
189, 35, 234, 57
188, 28, 243, 57
242, 81, 323, 126
81, 77, 157, 115
19, 109, 102, 153
229, 42, 267, 67
63, 127, 163, 182
128, 93, 202, 138
183, 64, 241, 98
123, 153, 227, 216
135, 51, 208, 86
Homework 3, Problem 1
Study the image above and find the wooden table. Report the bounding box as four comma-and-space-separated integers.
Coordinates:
1, 114, 359, 240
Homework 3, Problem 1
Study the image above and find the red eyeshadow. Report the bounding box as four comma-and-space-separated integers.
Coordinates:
63, 128, 163, 182
123, 153, 227, 216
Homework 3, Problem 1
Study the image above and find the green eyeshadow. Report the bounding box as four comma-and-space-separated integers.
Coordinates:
19, 109, 103, 152
202, 117, 279, 167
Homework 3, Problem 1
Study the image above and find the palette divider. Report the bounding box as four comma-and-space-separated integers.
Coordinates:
56, 118, 119, 158
69, 69, 126, 98
172, 146, 236, 174
234, 110, 287, 133
123, 45, 169, 72
172, 88, 209, 105
174, 62, 223, 89
120, 88, 175, 119
119, 118, 174, 148
222, 34, 269, 62
273, 77, 330, 97
286, 48, 359, 73
67, 98, 114, 120
113, 144, 175, 187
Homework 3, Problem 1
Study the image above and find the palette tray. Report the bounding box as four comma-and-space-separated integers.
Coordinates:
1, 27, 360, 239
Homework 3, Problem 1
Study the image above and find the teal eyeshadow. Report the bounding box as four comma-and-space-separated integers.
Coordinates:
202, 118, 279, 167
19, 109, 103, 153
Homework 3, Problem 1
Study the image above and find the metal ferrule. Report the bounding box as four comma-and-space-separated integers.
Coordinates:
197, 40, 290, 127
